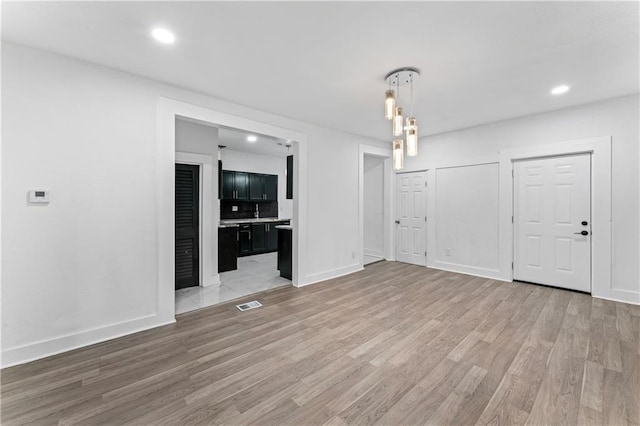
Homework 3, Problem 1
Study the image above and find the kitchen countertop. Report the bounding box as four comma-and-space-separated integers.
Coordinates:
275, 225, 293, 230
219, 217, 292, 225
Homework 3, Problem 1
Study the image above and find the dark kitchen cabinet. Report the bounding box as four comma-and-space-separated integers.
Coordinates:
251, 224, 267, 252
286, 155, 293, 199
238, 224, 252, 255
218, 160, 223, 200
249, 173, 278, 201
266, 223, 278, 251
218, 226, 238, 272
277, 228, 292, 280
265, 175, 278, 201
249, 174, 264, 201
222, 171, 249, 200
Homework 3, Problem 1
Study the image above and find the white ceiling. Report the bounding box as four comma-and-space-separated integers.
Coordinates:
218, 126, 291, 158
3, 2, 638, 140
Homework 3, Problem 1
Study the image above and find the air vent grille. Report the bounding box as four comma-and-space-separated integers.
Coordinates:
236, 301, 262, 312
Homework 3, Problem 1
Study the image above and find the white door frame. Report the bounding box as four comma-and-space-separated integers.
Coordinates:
394, 169, 428, 266
358, 144, 394, 266
499, 136, 613, 300
175, 152, 219, 288
158, 97, 309, 321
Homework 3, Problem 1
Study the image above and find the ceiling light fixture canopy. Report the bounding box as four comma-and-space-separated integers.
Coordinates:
383, 67, 420, 170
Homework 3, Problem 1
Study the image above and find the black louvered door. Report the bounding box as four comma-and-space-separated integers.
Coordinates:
175, 164, 199, 290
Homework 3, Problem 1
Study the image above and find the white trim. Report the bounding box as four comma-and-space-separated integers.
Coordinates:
359, 144, 394, 268
301, 263, 363, 287
175, 152, 218, 287
499, 136, 613, 298
608, 289, 640, 305
158, 98, 309, 327
1, 315, 175, 368
363, 248, 384, 258
428, 264, 508, 282
431, 261, 504, 281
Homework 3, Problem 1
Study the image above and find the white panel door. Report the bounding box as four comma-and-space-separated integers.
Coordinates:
396, 171, 426, 266
514, 154, 591, 292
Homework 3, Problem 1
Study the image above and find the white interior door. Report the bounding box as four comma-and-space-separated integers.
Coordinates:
514, 153, 591, 292
396, 171, 426, 266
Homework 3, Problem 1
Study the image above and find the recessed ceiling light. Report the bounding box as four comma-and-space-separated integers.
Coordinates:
247, 135, 257, 142
551, 85, 570, 95
151, 28, 175, 44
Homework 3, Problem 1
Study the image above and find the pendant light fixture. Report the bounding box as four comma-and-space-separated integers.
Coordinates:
383, 67, 420, 169
393, 107, 404, 136
384, 90, 395, 120
392, 139, 404, 170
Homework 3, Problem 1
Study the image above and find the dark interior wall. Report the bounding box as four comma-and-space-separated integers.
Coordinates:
221, 200, 278, 219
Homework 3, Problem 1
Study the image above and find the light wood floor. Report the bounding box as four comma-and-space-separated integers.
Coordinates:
2, 262, 639, 425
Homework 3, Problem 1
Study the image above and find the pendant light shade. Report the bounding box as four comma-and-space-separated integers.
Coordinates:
406, 116, 418, 156
392, 139, 404, 170
393, 107, 404, 136
406, 129, 418, 157
384, 90, 395, 120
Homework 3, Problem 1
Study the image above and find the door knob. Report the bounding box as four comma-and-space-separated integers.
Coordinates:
581, 221, 588, 226
574, 231, 589, 236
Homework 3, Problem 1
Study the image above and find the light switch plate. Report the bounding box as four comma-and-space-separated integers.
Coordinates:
232, 206, 238, 211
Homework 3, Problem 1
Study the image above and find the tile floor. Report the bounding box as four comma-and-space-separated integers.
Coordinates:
175, 252, 291, 314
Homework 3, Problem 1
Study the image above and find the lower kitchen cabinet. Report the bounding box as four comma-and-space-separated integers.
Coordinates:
277, 227, 292, 280
238, 224, 252, 256
251, 224, 267, 252
235, 220, 290, 257
218, 227, 238, 272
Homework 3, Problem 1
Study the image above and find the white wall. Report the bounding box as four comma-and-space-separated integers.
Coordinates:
405, 94, 639, 303
434, 164, 499, 271
220, 149, 292, 219
176, 119, 218, 156
363, 156, 384, 258
1, 42, 386, 366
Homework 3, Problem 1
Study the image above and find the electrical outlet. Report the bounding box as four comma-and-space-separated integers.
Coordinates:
352, 251, 356, 259
445, 248, 452, 256
232, 206, 238, 212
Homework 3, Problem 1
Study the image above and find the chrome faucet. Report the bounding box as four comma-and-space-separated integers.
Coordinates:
254, 204, 259, 218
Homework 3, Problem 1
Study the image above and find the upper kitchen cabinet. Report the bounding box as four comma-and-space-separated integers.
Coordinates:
248, 173, 278, 201
265, 175, 278, 201
222, 170, 249, 200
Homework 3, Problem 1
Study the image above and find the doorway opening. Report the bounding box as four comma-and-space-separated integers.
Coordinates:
513, 153, 592, 293
363, 155, 385, 265
174, 117, 298, 314
359, 146, 393, 267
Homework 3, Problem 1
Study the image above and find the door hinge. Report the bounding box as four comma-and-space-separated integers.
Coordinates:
424, 216, 427, 222
511, 215, 514, 223
512, 169, 514, 178
511, 262, 514, 270
425, 251, 427, 257
425, 181, 427, 187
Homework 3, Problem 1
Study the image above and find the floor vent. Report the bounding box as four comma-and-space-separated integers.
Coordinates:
236, 300, 262, 312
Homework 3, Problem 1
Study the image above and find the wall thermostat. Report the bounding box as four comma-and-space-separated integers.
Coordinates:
28, 190, 50, 204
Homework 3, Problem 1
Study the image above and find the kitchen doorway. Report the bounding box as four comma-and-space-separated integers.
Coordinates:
173, 117, 300, 314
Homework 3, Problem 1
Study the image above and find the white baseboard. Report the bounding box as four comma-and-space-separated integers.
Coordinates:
1, 313, 175, 368
298, 263, 363, 287
429, 260, 508, 281
605, 289, 640, 305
